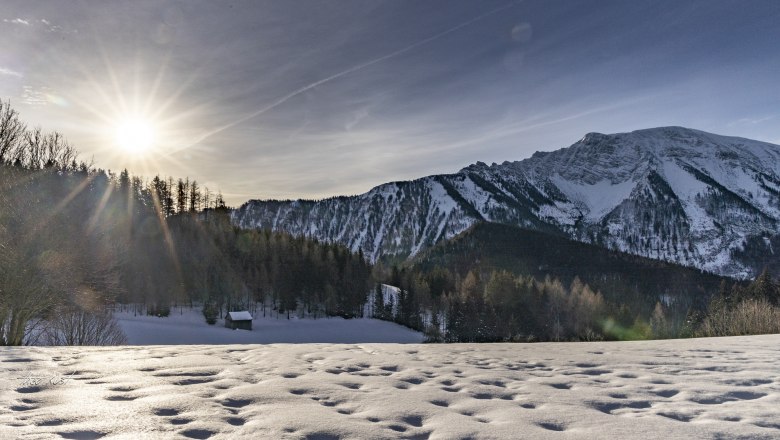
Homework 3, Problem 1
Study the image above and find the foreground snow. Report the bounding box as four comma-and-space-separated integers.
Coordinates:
115, 307, 425, 344
2, 335, 779, 439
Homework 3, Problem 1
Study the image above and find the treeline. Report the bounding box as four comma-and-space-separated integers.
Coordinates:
374, 267, 675, 342
0, 100, 372, 345
693, 269, 780, 337
375, 264, 780, 343
130, 213, 372, 320
148, 174, 226, 216
371, 222, 734, 342
1, 99, 83, 171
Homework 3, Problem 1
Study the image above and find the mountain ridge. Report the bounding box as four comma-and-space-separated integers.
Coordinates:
232, 126, 780, 278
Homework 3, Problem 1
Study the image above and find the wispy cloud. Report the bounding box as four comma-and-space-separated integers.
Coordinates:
40, 18, 72, 34
0, 67, 22, 77
3, 17, 73, 33
21, 85, 49, 106
3, 18, 30, 26
345, 107, 370, 131
729, 115, 776, 126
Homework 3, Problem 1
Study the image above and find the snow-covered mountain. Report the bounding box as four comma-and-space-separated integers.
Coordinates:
232, 127, 780, 278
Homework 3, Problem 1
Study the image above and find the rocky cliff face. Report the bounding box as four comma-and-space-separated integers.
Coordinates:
232, 127, 780, 278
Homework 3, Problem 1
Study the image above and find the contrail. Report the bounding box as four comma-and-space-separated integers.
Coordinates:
192, 2, 516, 145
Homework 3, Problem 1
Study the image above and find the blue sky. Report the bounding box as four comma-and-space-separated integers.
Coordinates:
1, 0, 779, 204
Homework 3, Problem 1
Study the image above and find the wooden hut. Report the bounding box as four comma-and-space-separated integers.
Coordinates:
225, 311, 253, 330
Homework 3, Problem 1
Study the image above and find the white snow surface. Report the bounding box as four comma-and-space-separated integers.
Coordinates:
116, 308, 424, 344
2, 335, 779, 439
660, 160, 713, 232
550, 175, 637, 222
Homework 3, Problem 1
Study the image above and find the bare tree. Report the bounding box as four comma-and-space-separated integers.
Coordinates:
44, 304, 127, 346
24, 127, 44, 169
0, 239, 57, 345
0, 100, 26, 164
203, 187, 211, 211
42, 131, 76, 170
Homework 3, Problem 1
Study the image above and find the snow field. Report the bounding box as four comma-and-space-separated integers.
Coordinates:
115, 307, 425, 345
1, 335, 779, 439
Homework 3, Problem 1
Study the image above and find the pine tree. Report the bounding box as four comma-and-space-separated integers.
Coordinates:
373, 283, 385, 319
165, 177, 175, 217
176, 178, 187, 214
189, 180, 200, 212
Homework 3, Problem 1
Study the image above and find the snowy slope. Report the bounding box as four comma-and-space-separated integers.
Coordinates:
2, 335, 780, 439
115, 307, 424, 344
232, 127, 780, 278
232, 178, 476, 262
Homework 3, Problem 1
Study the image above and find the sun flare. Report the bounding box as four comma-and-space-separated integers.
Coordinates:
114, 118, 156, 154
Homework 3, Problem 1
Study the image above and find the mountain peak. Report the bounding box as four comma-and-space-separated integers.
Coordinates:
606, 126, 778, 149
234, 126, 780, 278
632, 125, 697, 134
578, 131, 610, 144
460, 161, 491, 172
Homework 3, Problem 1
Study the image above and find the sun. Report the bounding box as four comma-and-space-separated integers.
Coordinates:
114, 117, 156, 154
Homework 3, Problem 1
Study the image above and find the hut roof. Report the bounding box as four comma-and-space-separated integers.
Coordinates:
227, 311, 253, 321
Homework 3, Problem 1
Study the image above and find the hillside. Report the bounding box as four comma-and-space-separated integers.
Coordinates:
411, 222, 729, 310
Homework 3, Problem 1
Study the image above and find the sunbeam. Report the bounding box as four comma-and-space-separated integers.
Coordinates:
86, 180, 115, 233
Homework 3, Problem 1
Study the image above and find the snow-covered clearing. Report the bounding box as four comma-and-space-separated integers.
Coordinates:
115, 307, 425, 344
2, 335, 779, 439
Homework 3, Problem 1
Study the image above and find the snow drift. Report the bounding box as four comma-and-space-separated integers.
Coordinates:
2, 335, 779, 439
